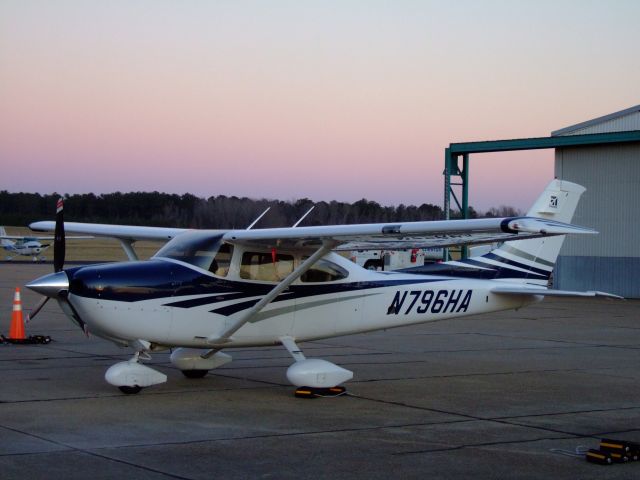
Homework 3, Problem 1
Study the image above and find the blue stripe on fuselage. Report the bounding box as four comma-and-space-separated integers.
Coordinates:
481, 252, 551, 278
399, 257, 550, 280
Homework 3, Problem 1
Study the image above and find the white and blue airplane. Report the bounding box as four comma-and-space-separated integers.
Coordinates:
25, 180, 618, 395
1, 227, 53, 262
1, 226, 91, 262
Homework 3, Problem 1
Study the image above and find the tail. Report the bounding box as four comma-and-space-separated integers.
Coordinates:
0, 227, 13, 247
464, 180, 586, 285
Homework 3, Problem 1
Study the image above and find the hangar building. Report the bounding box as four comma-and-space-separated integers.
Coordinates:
552, 105, 640, 298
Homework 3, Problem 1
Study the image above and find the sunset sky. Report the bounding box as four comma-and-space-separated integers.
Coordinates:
1, 0, 639, 211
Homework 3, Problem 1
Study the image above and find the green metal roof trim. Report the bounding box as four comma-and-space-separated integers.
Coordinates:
449, 130, 640, 154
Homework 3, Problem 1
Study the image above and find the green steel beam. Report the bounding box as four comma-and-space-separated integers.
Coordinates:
449, 130, 640, 154
443, 150, 470, 260
461, 153, 469, 218
460, 153, 469, 258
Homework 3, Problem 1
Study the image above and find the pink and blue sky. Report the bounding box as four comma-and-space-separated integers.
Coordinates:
1, 0, 639, 211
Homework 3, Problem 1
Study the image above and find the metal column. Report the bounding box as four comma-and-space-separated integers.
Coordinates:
443, 151, 469, 259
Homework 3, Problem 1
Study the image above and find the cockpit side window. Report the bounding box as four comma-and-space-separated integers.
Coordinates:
210, 243, 234, 277
240, 252, 294, 282
300, 259, 348, 282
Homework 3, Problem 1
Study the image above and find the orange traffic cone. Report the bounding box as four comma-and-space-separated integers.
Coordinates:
9, 287, 26, 340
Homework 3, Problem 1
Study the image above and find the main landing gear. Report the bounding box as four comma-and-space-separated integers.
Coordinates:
105, 342, 233, 394
280, 336, 352, 398
104, 336, 350, 397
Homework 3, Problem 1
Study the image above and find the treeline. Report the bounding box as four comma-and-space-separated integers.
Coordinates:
0, 191, 519, 228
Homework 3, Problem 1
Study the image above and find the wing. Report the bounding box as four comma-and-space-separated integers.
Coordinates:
1, 235, 37, 240
223, 216, 597, 251
59, 236, 95, 240
29, 221, 189, 242
0, 235, 93, 241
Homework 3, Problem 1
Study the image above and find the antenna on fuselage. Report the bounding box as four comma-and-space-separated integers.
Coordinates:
292, 206, 315, 228
246, 207, 271, 230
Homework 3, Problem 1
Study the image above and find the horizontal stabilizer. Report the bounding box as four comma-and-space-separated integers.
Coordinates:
491, 286, 623, 299
504, 218, 596, 235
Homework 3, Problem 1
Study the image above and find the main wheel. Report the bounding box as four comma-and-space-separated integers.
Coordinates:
118, 385, 142, 394
181, 369, 209, 379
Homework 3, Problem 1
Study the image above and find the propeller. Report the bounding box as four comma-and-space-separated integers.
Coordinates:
27, 197, 66, 322
54, 197, 65, 272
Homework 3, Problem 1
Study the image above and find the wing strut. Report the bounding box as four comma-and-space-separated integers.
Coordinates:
207, 241, 335, 345
118, 239, 139, 261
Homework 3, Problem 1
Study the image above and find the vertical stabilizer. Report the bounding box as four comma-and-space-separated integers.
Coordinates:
466, 180, 586, 285
522, 179, 585, 224
0, 227, 13, 247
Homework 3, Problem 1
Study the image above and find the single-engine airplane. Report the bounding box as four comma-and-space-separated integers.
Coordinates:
25, 181, 619, 395
1, 226, 91, 262
1, 226, 53, 262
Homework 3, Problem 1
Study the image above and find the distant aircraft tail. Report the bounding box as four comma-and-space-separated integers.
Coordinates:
0, 227, 13, 247
460, 180, 586, 285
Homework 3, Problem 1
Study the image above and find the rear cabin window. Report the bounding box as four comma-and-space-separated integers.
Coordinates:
240, 252, 294, 282
300, 259, 348, 282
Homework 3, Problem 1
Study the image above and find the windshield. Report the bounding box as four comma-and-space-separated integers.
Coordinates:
154, 231, 224, 270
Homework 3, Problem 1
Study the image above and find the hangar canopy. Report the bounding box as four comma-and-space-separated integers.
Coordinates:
444, 130, 640, 222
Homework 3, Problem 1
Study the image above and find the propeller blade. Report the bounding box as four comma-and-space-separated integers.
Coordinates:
54, 197, 65, 272
28, 296, 49, 322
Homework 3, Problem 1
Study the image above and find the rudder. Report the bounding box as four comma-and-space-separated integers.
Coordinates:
0, 227, 12, 247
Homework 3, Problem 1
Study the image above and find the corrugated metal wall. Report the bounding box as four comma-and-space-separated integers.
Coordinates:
555, 256, 640, 298
554, 142, 640, 297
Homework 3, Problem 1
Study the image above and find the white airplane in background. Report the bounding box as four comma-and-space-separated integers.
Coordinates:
25, 181, 619, 396
1, 226, 54, 261
1, 227, 92, 262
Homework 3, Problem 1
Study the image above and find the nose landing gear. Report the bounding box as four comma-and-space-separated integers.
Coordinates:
105, 341, 167, 394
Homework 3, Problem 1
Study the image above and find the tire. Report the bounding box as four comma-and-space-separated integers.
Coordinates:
181, 369, 209, 379
118, 385, 142, 394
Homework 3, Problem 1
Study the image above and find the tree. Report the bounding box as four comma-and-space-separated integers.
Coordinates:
0, 190, 450, 228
